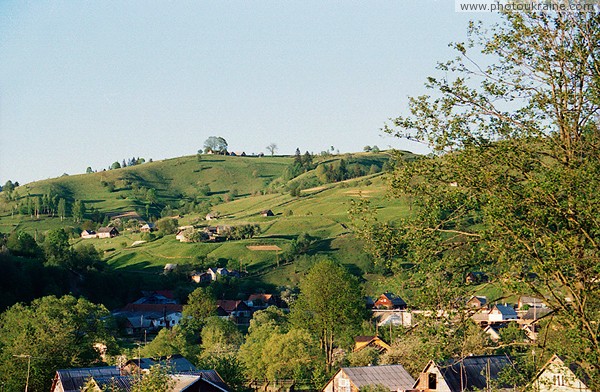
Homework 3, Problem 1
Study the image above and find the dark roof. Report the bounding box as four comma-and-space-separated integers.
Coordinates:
521, 307, 553, 320
216, 300, 250, 312
127, 354, 197, 373
437, 355, 514, 391
122, 303, 183, 313
54, 367, 121, 392
97, 226, 118, 233
354, 336, 377, 343
381, 292, 407, 306
341, 365, 415, 391
94, 376, 134, 391
493, 305, 518, 318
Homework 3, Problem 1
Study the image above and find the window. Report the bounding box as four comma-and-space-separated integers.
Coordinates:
555, 374, 565, 386
428, 373, 437, 390
338, 378, 350, 392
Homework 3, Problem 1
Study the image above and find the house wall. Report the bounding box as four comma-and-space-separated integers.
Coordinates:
414, 366, 452, 392
534, 363, 590, 392
323, 372, 360, 392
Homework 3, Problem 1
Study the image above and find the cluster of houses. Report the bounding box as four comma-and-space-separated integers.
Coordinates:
113, 291, 287, 335
324, 352, 591, 392
51, 350, 591, 392
469, 295, 552, 342
81, 226, 119, 239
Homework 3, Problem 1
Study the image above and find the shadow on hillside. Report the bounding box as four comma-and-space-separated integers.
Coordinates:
257, 234, 296, 240
308, 238, 335, 254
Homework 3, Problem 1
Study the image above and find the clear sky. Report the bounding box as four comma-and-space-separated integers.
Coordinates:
0, 1, 497, 185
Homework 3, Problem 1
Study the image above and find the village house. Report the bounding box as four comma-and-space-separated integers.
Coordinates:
517, 295, 547, 310
205, 212, 219, 221
260, 209, 275, 217
245, 293, 278, 310
488, 304, 518, 323
80, 229, 97, 239
112, 303, 184, 334
51, 355, 230, 392
530, 354, 591, 392
412, 354, 515, 392
96, 226, 119, 238
140, 222, 155, 232
216, 300, 252, 325
374, 310, 413, 328
466, 295, 487, 309
374, 292, 407, 310
322, 365, 414, 392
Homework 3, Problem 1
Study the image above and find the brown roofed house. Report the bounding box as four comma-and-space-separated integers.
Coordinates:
374, 292, 407, 310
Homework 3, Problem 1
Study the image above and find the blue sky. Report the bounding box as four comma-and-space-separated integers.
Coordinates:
0, 1, 497, 184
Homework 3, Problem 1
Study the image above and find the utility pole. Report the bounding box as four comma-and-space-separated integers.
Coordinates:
13, 355, 31, 392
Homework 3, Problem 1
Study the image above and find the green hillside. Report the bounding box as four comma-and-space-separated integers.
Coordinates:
0, 150, 417, 296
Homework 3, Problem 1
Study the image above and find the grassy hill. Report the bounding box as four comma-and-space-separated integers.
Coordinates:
0, 150, 418, 296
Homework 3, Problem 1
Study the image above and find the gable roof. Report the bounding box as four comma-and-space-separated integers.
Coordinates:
216, 300, 249, 312
491, 304, 518, 318
428, 355, 514, 392
532, 354, 591, 390
377, 292, 407, 307
53, 367, 122, 392
97, 226, 118, 233
340, 365, 415, 391
125, 355, 197, 373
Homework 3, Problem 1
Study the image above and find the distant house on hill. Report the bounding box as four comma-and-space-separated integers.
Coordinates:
467, 295, 488, 309
246, 293, 278, 309
96, 226, 119, 238
374, 292, 407, 310
206, 212, 219, 221
530, 354, 591, 392
140, 223, 155, 232
260, 209, 274, 217
322, 365, 415, 392
413, 355, 515, 392
465, 271, 489, 284
81, 230, 97, 239
216, 300, 252, 325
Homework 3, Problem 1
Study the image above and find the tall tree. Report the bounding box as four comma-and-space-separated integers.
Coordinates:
203, 136, 228, 154
57, 198, 67, 221
0, 295, 115, 392
266, 143, 278, 156
72, 199, 86, 222
378, 11, 600, 385
291, 259, 365, 371
43, 228, 73, 267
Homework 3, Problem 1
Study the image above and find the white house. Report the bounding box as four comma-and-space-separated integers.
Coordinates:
531, 354, 591, 392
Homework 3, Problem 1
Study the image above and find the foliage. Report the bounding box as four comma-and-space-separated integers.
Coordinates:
377, 11, 600, 385
291, 259, 366, 370
130, 364, 175, 392
43, 228, 73, 267
182, 287, 217, 334
6, 231, 41, 258
0, 295, 116, 392
155, 217, 179, 235
266, 143, 278, 156
346, 347, 380, 367
203, 136, 228, 154
224, 224, 261, 240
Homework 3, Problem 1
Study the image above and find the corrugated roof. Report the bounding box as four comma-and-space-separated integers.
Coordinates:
342, 365, 415, 391
438, 355, 513, 391
56, 367, 121, 392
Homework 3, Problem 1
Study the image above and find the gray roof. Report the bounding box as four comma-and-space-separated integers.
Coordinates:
55, 367, 121, 392
128, 354, 197, 373
437, 355, 514, 391
341, 365, 415, 391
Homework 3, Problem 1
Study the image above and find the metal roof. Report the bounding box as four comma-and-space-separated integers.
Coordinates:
56, 367, 121, 392
341, 365, 415, 391
438, 355, 514, 391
